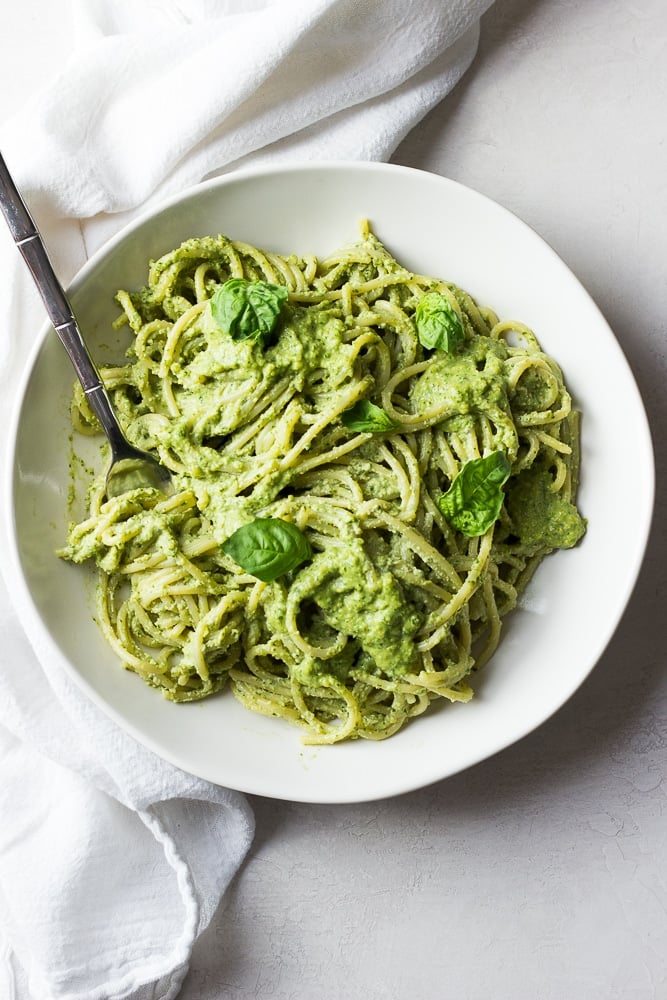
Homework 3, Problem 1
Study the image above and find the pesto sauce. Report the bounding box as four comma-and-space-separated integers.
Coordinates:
409, 334, 519, 454
506, 465, 586, 549
290, 540, 422, 680
410, 335, 508, 411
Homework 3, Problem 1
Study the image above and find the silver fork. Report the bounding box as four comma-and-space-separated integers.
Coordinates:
0, 151, 171, 499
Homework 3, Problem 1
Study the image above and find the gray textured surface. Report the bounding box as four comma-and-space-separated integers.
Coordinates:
2, 1, 666, 997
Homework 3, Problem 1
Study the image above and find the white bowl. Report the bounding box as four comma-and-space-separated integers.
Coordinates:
5, 162, 654, 802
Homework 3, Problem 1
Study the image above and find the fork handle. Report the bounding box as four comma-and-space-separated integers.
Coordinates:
0, 152, 73, 326
0, 150, 131, 458
0, 151, 37, 243
0, 151, 107, 395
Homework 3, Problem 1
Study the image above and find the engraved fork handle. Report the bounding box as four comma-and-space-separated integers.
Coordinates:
0, 150, 126, 453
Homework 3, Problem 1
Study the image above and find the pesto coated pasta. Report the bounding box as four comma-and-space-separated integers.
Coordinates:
59, 223, 586, 744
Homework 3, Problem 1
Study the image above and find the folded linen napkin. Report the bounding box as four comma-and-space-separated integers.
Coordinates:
0, 1, 493, 997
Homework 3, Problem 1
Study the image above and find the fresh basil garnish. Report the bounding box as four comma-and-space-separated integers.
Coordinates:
221, 517, 312, 582
438, 451, 511, 537
341, 400, 397, 433
211, 278, 288, 346
415, 291, 464, 353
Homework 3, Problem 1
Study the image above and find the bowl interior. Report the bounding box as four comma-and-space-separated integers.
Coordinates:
7, 163, 654, 802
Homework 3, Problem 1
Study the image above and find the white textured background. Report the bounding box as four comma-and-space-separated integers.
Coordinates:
1, 1, 666, 998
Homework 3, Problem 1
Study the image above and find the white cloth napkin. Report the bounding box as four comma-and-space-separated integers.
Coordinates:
0, 1, 493, 997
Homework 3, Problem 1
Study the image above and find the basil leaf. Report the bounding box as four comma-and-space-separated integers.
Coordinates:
211, 278, 288, 346
221, 517, 311, 582
341, 400, 397, 433
415, 291, 464, 353
438, 451, 511, 537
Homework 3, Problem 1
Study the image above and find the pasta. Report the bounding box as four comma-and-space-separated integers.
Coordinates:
59, 223, 586, 744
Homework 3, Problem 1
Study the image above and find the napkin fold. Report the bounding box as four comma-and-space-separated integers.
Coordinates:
0, 1, 493, 997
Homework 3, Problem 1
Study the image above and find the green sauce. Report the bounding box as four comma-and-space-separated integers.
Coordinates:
506, 464, 586, 550
286, 538, 422, 681
409, 335, 518, 454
